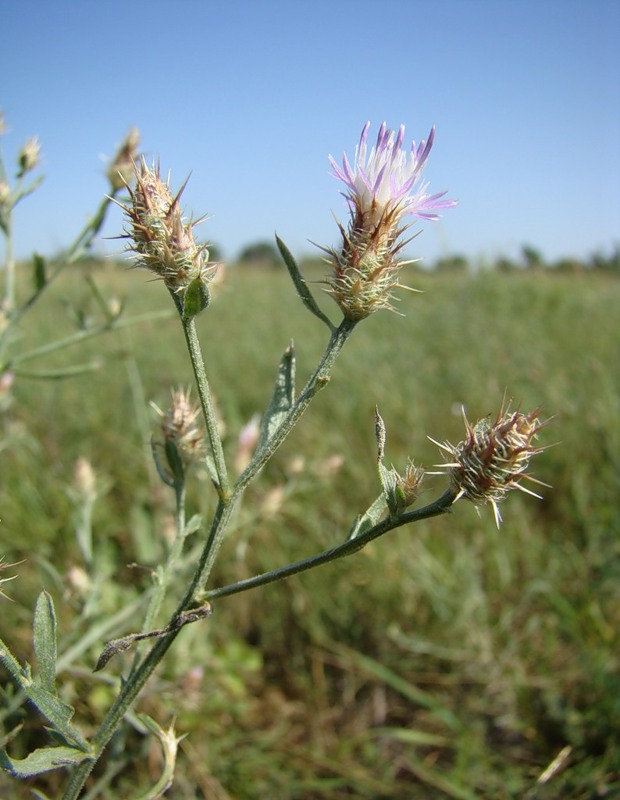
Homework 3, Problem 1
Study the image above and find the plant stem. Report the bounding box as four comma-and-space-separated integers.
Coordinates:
4, 194, 115, 337
128, 480, 187, 678
63, 314, 358, 798
181, 314, 230, 497
207, 489, 457, 600
61, 497, 233, 800
235, 316, 357, 492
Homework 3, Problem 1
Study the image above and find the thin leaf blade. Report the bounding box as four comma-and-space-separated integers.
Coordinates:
33, 591, 57, 694
0, 745, 93, 777
275, 235, 334, 331
256, 342, 296, 454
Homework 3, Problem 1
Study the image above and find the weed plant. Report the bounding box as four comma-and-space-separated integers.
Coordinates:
1, 116, 618, 798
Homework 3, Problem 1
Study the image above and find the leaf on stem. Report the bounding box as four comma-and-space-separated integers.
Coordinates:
346, 494, 387, 541
275, 234, 335, 331
32, 253, 47, 292
0, 745, 93, 777
33, 591, 57, 694
255, 342, 296, 456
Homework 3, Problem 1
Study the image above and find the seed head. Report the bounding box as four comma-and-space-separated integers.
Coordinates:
432, 403, 549, 527
324, 122, 456, 320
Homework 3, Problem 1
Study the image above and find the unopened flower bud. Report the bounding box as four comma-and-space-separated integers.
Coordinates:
117, 159, 216, 299
158, 388, 205, 476
107, 126, 140, 191
17, 137, 41, 177
432, 403, 548, 527
395, 461, 425, 509
233, 414, 261, 474
73, 457, 97, 504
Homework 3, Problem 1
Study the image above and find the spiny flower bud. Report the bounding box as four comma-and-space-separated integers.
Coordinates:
432, 403, 549, 527
324, 122, 456, 320
107, 126, 140, 191
17, 137, 41, 177
375, 407, 424, 515
157, 388, 206, 476
162, 388, 205, 462
73, 457, 97, 505
117, 159, 216, 299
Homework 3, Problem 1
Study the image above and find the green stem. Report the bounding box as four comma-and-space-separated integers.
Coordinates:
4, 194, 114, 335
62, 498, 234, 800
128, 479, 187, 678
3, 211, 15, 315
62, 314, 357, 798
207, 489, 457, 600
181, 314, 230, 497
236, 316, 357, 492
2, 309, 173, 371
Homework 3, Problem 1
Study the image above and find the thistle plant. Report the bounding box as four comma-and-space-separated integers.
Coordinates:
0, 120, 550, 798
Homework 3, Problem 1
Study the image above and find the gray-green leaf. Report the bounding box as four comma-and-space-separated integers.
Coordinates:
275, 235, 334, 331
256, 343, 296, 454
0, 745, 93, 777
33, 591, 57, 694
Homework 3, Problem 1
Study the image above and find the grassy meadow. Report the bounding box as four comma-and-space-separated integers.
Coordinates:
1, 260, 619, 798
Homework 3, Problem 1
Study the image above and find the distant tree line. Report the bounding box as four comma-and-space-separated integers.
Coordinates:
234, 240, 620, 275
433, 244, 620, 275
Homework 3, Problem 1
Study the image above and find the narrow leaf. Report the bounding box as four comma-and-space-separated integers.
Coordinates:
25, 684, 90, 751
256, 342, 296, 453
0, 639, 89, 751
346, 494, 387, 541
275, 235, 334, 331
33, 591, 57, 694
33, 253, 47, 292
184, 514, 202, 537
0, 745, 93, 777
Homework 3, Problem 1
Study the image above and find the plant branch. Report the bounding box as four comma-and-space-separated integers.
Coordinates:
206, 489, 457, 600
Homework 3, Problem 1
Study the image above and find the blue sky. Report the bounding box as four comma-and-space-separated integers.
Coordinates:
2, 0, 619, 265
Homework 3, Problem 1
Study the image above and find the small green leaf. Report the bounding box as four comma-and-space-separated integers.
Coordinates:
275, 235, 334, 331
33, 591, 57, 694
256, 342, 296, 454
33, 253, 47, 292
164, 440, 185, 486
25, 684, 90, 750
184, 514, 202, 537
182, 278, 210, 321
0, 745, 93, 777
346, 494, 387, 541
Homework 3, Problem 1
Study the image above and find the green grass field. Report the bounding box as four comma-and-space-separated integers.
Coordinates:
1, 262, 619, 798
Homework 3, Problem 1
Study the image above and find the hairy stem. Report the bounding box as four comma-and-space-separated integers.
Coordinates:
207, 489, 457, 600
63, 314, 358, 798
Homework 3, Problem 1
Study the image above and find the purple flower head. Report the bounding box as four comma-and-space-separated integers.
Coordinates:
329, 122, 456, 228
324, 122, 456, 320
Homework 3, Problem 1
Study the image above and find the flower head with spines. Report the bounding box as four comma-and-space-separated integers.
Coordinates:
324, 122, 456, 320
431, 402, 550, 527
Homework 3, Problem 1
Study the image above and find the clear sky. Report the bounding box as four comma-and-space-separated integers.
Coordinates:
2, 0, 619, 266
